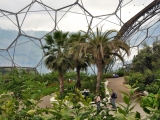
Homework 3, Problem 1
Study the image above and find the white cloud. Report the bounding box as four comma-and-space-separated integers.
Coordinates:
0, 0, 154, 31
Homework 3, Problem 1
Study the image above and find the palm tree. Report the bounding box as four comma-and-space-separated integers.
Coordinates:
69, 32, 92, 88
43, 30, 72, 94
81, 26, 130, 93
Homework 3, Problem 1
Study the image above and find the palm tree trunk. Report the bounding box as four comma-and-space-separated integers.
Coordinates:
96, 60, 103, 93
76, 66, 81, 88
59, 72, 64, 94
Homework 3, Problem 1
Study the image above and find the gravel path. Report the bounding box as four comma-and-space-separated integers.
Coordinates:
107, 77, 129, 102
107, 77, 147, 118
38, 77, 147, 118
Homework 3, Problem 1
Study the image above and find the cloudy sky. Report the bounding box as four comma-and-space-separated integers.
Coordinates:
0, 0, 154, 32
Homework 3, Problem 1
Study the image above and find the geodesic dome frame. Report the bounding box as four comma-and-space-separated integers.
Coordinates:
0, 0, 159, 73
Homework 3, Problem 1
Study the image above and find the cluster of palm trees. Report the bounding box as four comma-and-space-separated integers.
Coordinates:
43, 26, 130, 94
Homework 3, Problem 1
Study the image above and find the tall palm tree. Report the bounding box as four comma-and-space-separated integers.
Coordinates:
81, 26, 130, 93
43, 30, 72, 94
69, 32, 92, 88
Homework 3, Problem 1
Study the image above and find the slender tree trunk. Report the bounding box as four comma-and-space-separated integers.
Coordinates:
96, 59, 103, 93
76, 66, 81, 89
59, 72, 64, 94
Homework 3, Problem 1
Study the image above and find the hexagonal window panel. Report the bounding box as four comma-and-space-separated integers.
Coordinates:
0, 0, 33, 13
0, 28, 19, 49
56, 5, 92, 32
18, 2, 55, 37
127, 30, 147, 47
78, 0, 119, 16
8, 36, 43, 67
36, 58, 50, 74
37, 0, 76, 10
0, 50, 13, 67
91, 15, 121, 32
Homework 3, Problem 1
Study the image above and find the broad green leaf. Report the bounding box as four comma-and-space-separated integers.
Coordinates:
115, 113, 127, 120
129, 104, 136, 111
123, 95, 130, 105
148, 97, 153, 103
120, 91, 128, 96
146, 107, 157, 112
27, 109, 36, 115
118, 107, 126, 116
135, 111, 141, 119
129, 89, 134, 96
117, 103, 126, 109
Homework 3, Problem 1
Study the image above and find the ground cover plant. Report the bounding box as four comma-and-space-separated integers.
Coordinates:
0, 68, 160, 119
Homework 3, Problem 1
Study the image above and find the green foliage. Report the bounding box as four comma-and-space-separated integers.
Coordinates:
147, 113, 160, 120
155, 70, 160, 79
117, 68, 125, 77
128, 72, 145, 88
81, 74, 97, 93
132, 46, 153, 72
145, 83, 159, 94
126, 70, 158, 93
99, 81, 106, 99
64, 71, 77, 80
0, 88, 115, 120
0, 69, 57, 99
124, 76, 130, 84
38, 72, 59, 84
140, 95, 160, 120
114, 88, 141, 120
132, 41, 160, 73
65, 80, 76, 92
136, 83, 145, 92
0, 91, 48, 119
143, 69, 155, 84
48, 89, 115, 120
103, 73, 113, 78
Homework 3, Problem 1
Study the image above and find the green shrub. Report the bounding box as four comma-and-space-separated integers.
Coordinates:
102, 73, 113, 78
154, 70, 160, 79
145, 83, 159, 94
136, 83, 145, 92
128, 72, 145, 87
64, 71, 77, 80
124, 76, 130, 84
140, 91, 160, 114
81, 79, 96, 93
117, 68, 125, 77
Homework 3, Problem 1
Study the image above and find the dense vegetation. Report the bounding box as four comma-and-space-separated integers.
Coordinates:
123, 41, 160, 119
124, 41, 160, 93
1, 28, 160, 119
0, 69, 159, 120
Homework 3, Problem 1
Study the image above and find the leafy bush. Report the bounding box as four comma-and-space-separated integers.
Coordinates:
124, 76, 130, 84
136, 83, 145, 92
114, 88, 141, 120
102, 73, 113, 78
154, 70, 160, 79
145, 83, 159, 94
144, 69, 155, 84
140, 91, 160, 114
128, 72, 145, 87
39, 72, 59, 84
116, 68, 125, 77
148, 113, 160, 120
81, 75, 97, 93
64, 71, 77, 80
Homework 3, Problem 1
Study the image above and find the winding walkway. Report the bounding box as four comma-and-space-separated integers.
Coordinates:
107, 77, 147, 118
38, 77, 147, 118
107, 77, 129, 102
